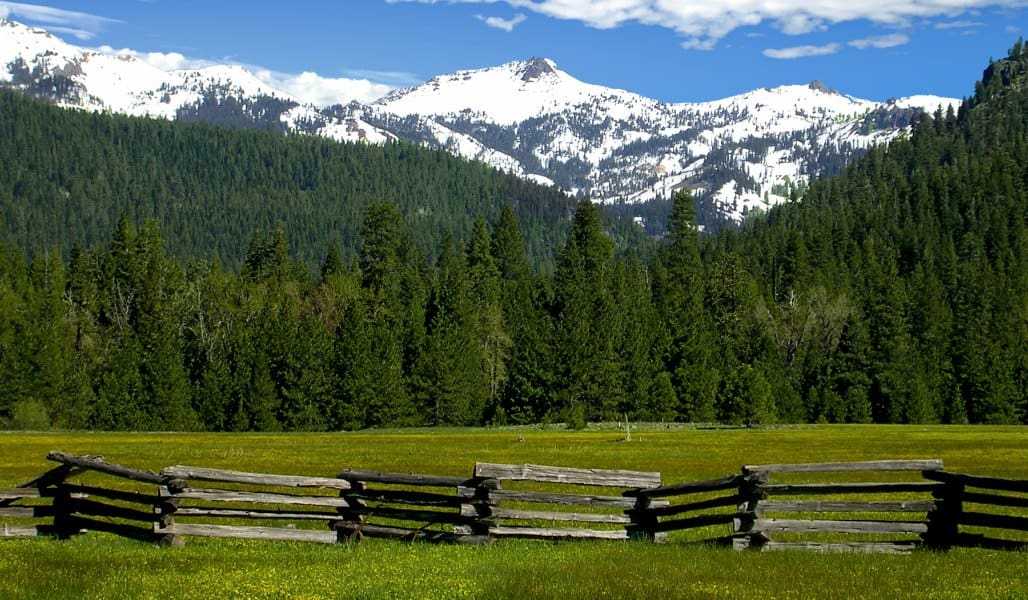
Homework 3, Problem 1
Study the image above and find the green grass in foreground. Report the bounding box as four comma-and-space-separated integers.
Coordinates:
0, 425, 1025, 599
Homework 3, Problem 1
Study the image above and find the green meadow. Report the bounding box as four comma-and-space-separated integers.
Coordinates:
1, 425, 1025, 599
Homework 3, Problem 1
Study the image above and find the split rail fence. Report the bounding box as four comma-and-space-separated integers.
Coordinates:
1, 452, 1025, 554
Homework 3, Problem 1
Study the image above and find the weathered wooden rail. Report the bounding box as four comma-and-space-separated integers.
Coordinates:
1, 453, 1025, 553
334, 467, 493, 544
454, 462, 667, 541
155, 464, 357, 545
732, 459, 948, 553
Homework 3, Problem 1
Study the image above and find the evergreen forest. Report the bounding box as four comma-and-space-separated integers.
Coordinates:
0, 88, 605, 273
0, 45, 1026, 430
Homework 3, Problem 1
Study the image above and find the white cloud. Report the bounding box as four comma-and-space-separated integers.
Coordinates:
140, 51, 214, 72
848, 33, 910, 49
0, 2, 119, 37
475, 13, 526, 32
97, 47, 220, 71
389, 0, 1023, 50
760, 31, 909, 59
41, 25, 98, 40
258, 70, 396, 106
935, 20, 985, 29
96, 46, 396, 105
763, 42, 842, 59
341, 68, 422, 87
776, 13, 828, 36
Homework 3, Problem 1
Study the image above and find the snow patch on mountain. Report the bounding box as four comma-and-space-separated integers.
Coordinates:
888, 95, 958, 112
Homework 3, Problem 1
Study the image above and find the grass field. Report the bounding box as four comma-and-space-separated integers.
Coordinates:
1, 425, 1026, 599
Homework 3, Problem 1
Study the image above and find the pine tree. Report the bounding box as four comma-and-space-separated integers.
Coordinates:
656, 189, 717, 421
132, 220, 197, 430
552, 200, 619, 421
611, 255, 662, 419
333, 300, 414, 429
412, 234, 489, 425
467, 216, 510, 411
491, 203, 553, 422
319, 245, 344, 283
359, 203, 406, 321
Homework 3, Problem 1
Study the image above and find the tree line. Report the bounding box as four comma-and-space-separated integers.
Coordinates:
0, 200, 667, 430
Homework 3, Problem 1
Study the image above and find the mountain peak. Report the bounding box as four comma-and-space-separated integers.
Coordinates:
0, 16, 60, 44
808, 80, 839, 95
517, 58, 558, 82
0, 17, 24, 29
375, 56, 635, 124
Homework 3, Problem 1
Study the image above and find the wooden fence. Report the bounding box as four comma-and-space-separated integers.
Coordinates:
454, 462, 667, 541
1, 453, 1025, 554
334, 467, 495, 544
734, 460, 946, 553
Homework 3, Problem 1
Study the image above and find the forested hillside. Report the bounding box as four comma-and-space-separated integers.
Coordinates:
0, 89, 585, 272
705, 41, 1028, 424
0, 45, 1025, 431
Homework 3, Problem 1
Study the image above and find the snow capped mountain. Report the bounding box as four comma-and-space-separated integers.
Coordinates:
372, 60, 960, 222
0, 18, 393, 143
1, 18, 961, 224
379, 57, 659, 125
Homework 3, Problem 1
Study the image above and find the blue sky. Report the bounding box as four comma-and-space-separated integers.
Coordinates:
2, 1, 1027, 104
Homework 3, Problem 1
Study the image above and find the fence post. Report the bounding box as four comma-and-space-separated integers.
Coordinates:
733, 470, 767, 550
336, 481, 368, 542
155, 484, 185, 547
8, 465, 73, 540
461, 479, 498, 539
